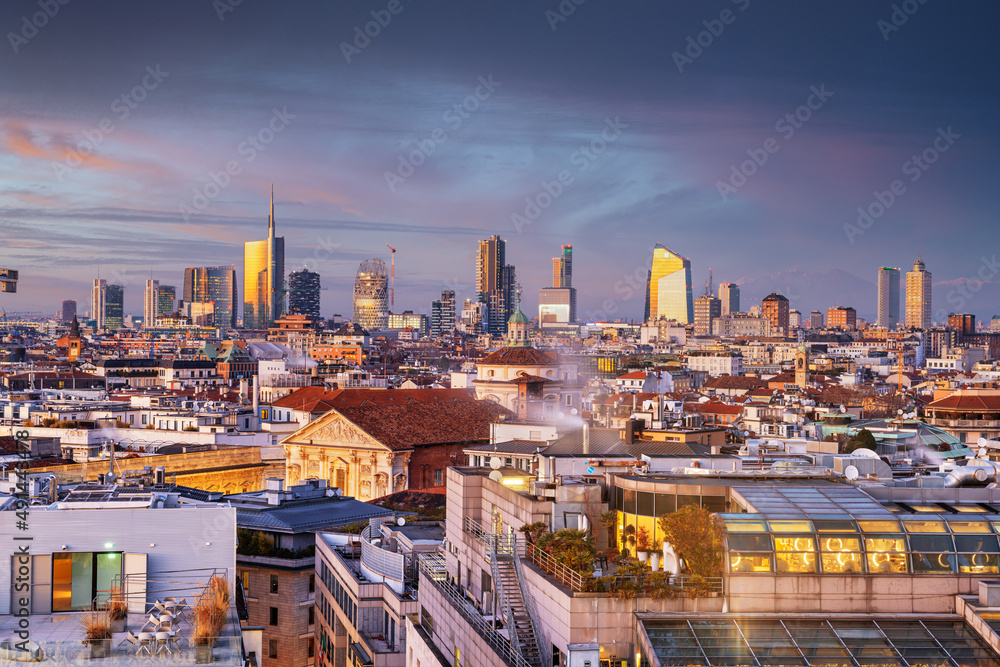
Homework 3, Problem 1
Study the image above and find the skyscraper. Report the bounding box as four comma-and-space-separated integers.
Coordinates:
540, 244, 577, 325
762, 293, 790, 335
157, 286, 175, 319
693, 294, 721, 336
353, 258, 389, 330
143, 279, 159, 329
184, 266, 238, 329
91, 279, 105, 328
809, 310, 824, 329
431, 290, 456, 337
789, 309, 802, 329
876, 267, 901, 329
61, 299, 76, 324
243, 187, 285, 329
719, 282, 740, 316
906, 255, 932, 328
476, 235, 516, 335
645, 243, 693, 324
104, 284, 124, 330
288, 268, 321, 318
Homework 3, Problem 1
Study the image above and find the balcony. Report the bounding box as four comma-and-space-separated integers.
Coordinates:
927, 418, 1000, 429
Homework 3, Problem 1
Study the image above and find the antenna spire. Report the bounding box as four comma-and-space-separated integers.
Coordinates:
269, 184, 275, 236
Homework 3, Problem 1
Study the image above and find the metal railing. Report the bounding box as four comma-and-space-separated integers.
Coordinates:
465, 516, 518, 556
523, 542, 586, 592
507, 540, 545, 667
417, 554, 536, 667
361, 524, 405, 583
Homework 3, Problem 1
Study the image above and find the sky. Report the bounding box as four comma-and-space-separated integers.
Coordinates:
1, 0, 999, 324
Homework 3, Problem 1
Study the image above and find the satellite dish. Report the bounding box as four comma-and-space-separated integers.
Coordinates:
897, 409, 904, 415
979, 437, 989, 447
845, 465, 859, 481
571, 408, 578, 415
489, 456, 502, 470
850, 448, 880, 459
980, 448, 988, 458
397, 517, 406, 526
839, 405, 846, 414
489, 470, 503, 483
325, 488, 336, 497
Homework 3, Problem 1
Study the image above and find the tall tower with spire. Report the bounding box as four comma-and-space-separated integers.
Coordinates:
243, 185, 286, 328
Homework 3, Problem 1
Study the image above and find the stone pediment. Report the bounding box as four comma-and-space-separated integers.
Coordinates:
283, 411, 383, 450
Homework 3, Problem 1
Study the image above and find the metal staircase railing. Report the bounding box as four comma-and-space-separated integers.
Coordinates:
509, 538, 545, 666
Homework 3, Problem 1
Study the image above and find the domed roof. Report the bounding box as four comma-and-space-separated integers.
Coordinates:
508, 308, 529, 324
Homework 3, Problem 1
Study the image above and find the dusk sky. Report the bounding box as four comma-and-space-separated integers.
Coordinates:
2, 0, 998, 323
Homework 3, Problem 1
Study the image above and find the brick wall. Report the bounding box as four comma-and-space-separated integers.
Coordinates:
239, 560, 316, 667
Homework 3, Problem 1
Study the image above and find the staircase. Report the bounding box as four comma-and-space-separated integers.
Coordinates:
490, 537, 544, 667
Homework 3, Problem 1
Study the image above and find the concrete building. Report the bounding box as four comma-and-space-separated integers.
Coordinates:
876, 266, 901, 329
762, 293, 790, 336
693, 294, 721, 337
712, 313, 771, 338
809, 309, 824, 329
718, 282, 739, 316
906, 255, 933, 328
827, 305, 857, 330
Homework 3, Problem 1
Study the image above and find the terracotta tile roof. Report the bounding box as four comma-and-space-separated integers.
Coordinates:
704, 376, 767, 390
617, 371, 648, 380
692, 403, 744, 415
478, 347, 557, 366
927, 392, 1000, 411
337, 400, 513, 450
272, 386, 476, 412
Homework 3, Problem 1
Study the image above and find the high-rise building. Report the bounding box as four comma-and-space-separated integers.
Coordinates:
61, 299, 76, 324
143, 280, 159, 329
540, 244, 576, 325
243, 187, 285, 329
104, 284, 124, 330
645, 243, 694, 324
827, 306, 857, 330
789, 309, 802, 329
810, 310, 824, 329
91, 279, 106, 329
476, 235, 516, 335
762, 293, 790, 335
288, 269, 321, 318
157, 286, 175, 319
353, 258, 389, 330
876, 267, 901, 329
388, 311, 429, 337
431, 290, 456, 337
906, 255, 932, 328
184, 266, 238, 329
693, 294, 722, 336
719, 283, 740, 316
948, 313, 976, 343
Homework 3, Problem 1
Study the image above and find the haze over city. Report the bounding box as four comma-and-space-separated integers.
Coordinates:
2, 0, 999, 322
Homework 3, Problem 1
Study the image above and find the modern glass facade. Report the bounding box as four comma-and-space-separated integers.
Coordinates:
104, 284, 124, 330
647, 243, 693, 324
611, 481, 728, 555
352, 258, 389, 330
288, 268, 321, 318
243, 192, 285, 329
51, 551, 123, 612
877, 266, 901, 329
185, 266, 238, 329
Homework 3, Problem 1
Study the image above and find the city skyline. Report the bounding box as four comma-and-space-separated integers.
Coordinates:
1, 2, 999, 322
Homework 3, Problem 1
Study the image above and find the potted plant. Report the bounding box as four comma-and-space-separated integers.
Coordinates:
636, 527, 651, 563
623, 525, 636, 558
81, 608, 112, 659
106, 585, 128, 634
649, 538, 662, 571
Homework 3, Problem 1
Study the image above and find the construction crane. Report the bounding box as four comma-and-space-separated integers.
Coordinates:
386, 244, 396, 313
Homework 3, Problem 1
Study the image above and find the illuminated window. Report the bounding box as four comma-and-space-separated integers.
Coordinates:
858, 521, 902, 533
769, 521, 814, 533
724, 521, 768, 532
956, 535, 1000, 574
948, 520, 991, 534
727, 534, 772, 573
774, 536, 817, 573
864, 535, 908, 573
952, 506, 989, 513
819, 536, 864, 574
902, 520, 947, 533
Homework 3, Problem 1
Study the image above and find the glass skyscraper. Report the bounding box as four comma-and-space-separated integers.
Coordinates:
876, 266, 901, 329
906, 255, 932, 328
183, 266, 238, 329
243, 187, 285, 329
645, 243, 693, 324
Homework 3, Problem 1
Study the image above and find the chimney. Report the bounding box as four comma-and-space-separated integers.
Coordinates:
154, 465, 165, 485
582, 423, 590, 456
252, 375, 259, 415
265, 478, 284, 505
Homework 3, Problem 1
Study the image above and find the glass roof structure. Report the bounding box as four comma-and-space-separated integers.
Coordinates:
641, 617, 1000, 666
723, 487, 1000, 575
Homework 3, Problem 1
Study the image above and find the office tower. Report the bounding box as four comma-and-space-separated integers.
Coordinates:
104, 284, 124, 330
906, 255, 932, 328
789, 309, 802, 329
61, 299, 76, 324
693, 294, 722, 336
91, 279, 106, 329
243, 187, 286, 329
388, 311, 430, 337
553, 245, 573, 288
431, 290, 456, 337
948, 313, 976, 343
762, 293, 790, 335
876, 267, 901, 329
183, 266, 238, 329
827, 306, 857, 330
143, 280, 159, 329
540, 245, 577, 325
992, 316, 1000, 333
810, 310, 824, 329
288, 268, 321, 318
157, 286, 175, 319
645, 243, 694, 324
476, 235, 516, 335
353, 258, 389, 330
719, 283, 740, 316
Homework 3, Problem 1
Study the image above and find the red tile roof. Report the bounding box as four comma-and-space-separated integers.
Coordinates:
337, 400, 513, 450
704, 376, 767, 390
478, 347, 557, 366
927, 392, 1000, 411
617, 371, 648, 380
272, 386, 476, 412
